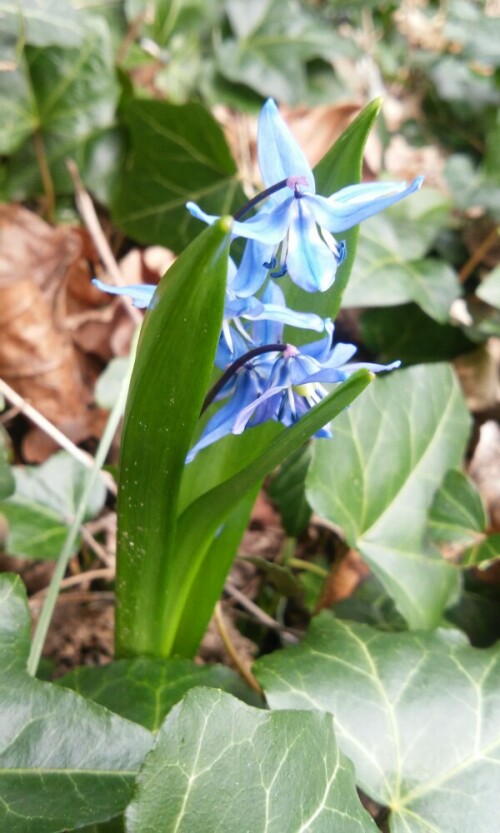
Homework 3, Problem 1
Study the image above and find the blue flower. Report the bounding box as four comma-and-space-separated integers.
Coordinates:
188, 320, 399, 461
187, 99, 423, 294
92, 279, 156, 308
232, 321, 399, 435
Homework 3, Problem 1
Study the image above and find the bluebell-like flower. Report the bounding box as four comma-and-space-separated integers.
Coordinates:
187, 99, 423, 294
92, 279, 156, 308
232, 321, 399, 435
188, 320, 399, 461
93, 273, 326, 358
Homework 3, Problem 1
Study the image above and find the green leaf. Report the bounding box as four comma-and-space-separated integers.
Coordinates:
0, 574, 153, 833
476, 265, 500, 309
428, 468, 487, 545
115, 219, 231, 659
281, 98, 382, 344
0, 451, 106, 559
111, 97, 245, 250
445, 153, 500, 218
333, 574, 405, 632
306, 365, 471, 628
126, 687, 378, 833
444, 0, 500, 66
0, 0, 85, 49
255, 614, 500, 833
267, 445, 312, 537
217, 0, 356, 104
1, 17, 119, 196
381, 185, 453, 261
168, 370, 372, 656
360, 303, 477, 365
58, 657, 261, 731
342, 215, 460, 323
462, 532, 500, 570
95, 356, 131, 409
0, 428, 14, 501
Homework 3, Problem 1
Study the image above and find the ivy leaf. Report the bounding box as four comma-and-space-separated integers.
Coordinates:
360, 304, 477, 366
342, 215, 460, 323
462, 533, 500, 570
111, 97, 245, 250
126, 687, 378, 833
0, 574, 153, 833
428, 468, 487, 546
0, 0, 84, 49
1, 16, 119, 196
267, 445, 312, 537
58, 657, 261, 731
217, 0, 357, 104
476, 266, 500, 309
0, 428, 14, 501
255, 614, 500, 833
0, 451, 106, 559
306, 365, 471, 628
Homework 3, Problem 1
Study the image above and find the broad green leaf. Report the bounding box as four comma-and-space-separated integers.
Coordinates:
476, 265, 500, 309
462, 533, 500, 570
115, 220, 231, 659
267, 445, 312, 537
0, 451, 106, 559
168, 370, 372, 656
306, 365, 470, 628
76, 818, 124, 833
360, 303, 477, 365
126, 687, 378, 833
342, 215, 460, 323
111, 97, 245, 250
444, 0, 500, 66
1, 17, 119, 195
0, 0, 84, 49
58, 657, 261, 731
382, 186, 453, 261
217, 0, 356, 104
0, 427, 14, 500
243, 554, 302, 596
282, 98, 382, 343
445, 153, 500, 219
447, 571, 500, 647
255, 614, 500, 833
95, 356, 131, 409
428, 468, 487, 545
0, 574, 153, 833
333, 574, 405, 632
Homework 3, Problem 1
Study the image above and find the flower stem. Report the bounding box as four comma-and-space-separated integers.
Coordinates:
27, 334, 138, 676
234, 178, 288, 221
202, 342, 285, 413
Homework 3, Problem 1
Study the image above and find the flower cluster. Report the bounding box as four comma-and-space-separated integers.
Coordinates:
94, 99, 422, 461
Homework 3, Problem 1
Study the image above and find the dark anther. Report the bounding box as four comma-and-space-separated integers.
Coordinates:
263, 257, 277, 270
270, 264, 288, 279
337, 240, 347, 266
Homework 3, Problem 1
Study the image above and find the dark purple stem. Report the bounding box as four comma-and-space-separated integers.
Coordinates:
234, 179, 289, 221
202, 343, 285, 414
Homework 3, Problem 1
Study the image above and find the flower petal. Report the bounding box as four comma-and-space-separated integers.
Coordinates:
257, 99, 314, 198
92, 279, 155, 308
286, 201, 339, 292
305, 176, 424, 233
230, 239, 274, 297
186, 368, 264, 461
186, 199, 291, 244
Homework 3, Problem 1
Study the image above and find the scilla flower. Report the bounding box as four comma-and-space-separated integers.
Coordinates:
187, 99, 423, 294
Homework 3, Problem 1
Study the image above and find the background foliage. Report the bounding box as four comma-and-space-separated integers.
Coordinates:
1, 1, 499, 831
